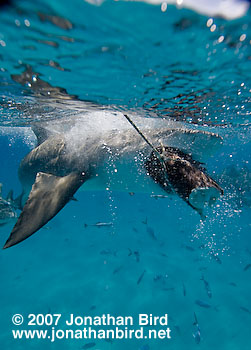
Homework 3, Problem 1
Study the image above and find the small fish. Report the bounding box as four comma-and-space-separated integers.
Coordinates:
162, 287, 175, 292
134, 251, 140, 263
150, 194, 169, 199
133, 227, 138, 233
153, 274, 169, 286
243, 263, 251, 271
192, 312, 201, 344
137, 270, 146, 285
181, 244, 195, 252
0, 184, 17, 226
113, 265, 123, 274
210, 253, 222, 264
84, 222, 112, 228
104, 338, 113, 344
82, 342, 96, 349
153, 274, 162, 282
240, 306, 251, 314
142, 217, 148, 225
229, 282, 237, 287
195, 299, 211, 308
100, 249, 117, 257
154, 273, 169, 281
129, 192, 135, 196
160, 252, 168, 258
182, 282, 186, 296
199, 243, 207, 249
198, 267, 208, 271
89, 305, 96, 311
146, 226, 157, 241
128, 249, 140, 262
201, 275, 212, 298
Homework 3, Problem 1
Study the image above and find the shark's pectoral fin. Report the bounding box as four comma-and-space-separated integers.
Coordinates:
3, 171, 86, 249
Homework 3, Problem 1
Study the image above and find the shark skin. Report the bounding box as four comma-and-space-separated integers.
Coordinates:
3, 66, 224, 248
3, 109, 223, 249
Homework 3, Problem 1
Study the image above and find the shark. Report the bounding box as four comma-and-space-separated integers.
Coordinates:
2, 67, 223, 248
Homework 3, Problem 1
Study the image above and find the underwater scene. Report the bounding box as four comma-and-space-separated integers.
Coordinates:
0, 0, 250, 349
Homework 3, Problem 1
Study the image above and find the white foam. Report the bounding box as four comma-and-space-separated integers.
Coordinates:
86, 0, 250, 20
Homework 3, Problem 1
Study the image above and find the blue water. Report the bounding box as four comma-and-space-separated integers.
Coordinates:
0, 0, 250, 349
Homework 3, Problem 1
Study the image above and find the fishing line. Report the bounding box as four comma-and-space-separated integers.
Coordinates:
123, 113, 176, 194
123, 114, 215, 219
123, 114, 164, 164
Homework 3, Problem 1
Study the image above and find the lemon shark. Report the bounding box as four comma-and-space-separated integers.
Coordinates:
3, 109, 223, 248
3, 68, 223, 248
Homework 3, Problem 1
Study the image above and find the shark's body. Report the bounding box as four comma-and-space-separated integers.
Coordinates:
3, 109, 223, 249
3, 67, 223, 248
18, 111, 221, 196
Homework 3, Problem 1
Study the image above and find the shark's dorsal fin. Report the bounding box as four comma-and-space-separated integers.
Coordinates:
31, 125, 56, 146
3, 171, 87, 249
